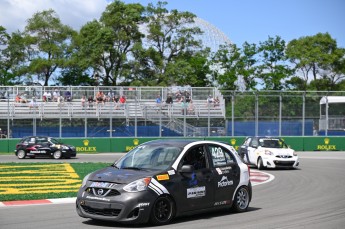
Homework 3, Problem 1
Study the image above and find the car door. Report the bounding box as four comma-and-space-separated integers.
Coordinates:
239, 137, 251, 163
247, 137, 259, 164
176, 144, 215, 212
207, 144, 240, 206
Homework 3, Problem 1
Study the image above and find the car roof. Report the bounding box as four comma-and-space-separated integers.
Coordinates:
143, 139, 197, 148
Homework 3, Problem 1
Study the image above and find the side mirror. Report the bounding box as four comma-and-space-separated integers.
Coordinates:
179, 165, 194, 173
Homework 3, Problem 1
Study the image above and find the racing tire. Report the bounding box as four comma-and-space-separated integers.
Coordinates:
17, 150, 26, 159
53, 150, 62, 159
149, 196, 175, 225
231, 186, 250, 213
257, 157, 264, 170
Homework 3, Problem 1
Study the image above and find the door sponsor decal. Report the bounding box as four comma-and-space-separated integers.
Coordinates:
218, 176, 233, 188
187, 186, 206, 199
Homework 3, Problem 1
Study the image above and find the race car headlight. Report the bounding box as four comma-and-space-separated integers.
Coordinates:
62, 145, 69, 150
81, 173, 91, 188
264, 150, 273, 155
293, 151, 297, 156
123, 177, 151, 192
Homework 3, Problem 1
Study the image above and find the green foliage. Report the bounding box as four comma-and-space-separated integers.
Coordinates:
0, 2, 344, 90
144, 1, 204, 86
257, 36, 293, 90
286, 32, 345, 91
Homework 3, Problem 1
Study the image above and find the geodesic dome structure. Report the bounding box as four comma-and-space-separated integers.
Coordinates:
192, 17, 232, 52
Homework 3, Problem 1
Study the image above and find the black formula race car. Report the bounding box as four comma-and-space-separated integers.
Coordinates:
14, 136, 77, 159
76, 139, 252, 225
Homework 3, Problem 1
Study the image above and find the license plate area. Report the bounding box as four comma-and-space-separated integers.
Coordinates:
85, 201, 111, 209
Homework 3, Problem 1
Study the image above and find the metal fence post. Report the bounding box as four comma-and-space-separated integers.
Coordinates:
255, 93, 258, 136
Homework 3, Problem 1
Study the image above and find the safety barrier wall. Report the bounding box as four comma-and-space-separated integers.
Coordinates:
1, 136, 345, 154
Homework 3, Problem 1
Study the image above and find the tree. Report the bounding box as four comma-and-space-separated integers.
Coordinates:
0, 26, 12, 85
211, 43, 241, 90
237, 42, 260, 91
257, 36, 292, 90
73, 0, 145, 86
20, 9, 76, 86
286, 32, 345, 91
0, 27, 27, 85
144, 1, 203, 85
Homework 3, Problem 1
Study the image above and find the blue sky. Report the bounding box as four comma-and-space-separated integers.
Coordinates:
1, 0, 344, 47
124, 0, 345, 47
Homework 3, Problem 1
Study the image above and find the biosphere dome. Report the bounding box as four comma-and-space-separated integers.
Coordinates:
192, 17, 232, 52
139, 16, 231, 53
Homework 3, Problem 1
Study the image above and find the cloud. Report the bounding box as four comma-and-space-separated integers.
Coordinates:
0, 0, 108, 33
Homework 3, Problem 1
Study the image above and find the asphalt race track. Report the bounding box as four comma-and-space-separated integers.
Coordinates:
1, 151, 345, 229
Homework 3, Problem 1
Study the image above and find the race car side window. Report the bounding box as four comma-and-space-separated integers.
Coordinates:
250, 138, 259, 148
244, 138, 252, 146
182, 145, 207, 170
208, 145, 236, 167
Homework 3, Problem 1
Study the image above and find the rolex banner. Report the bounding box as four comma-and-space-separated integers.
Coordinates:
1, 136, 345, 153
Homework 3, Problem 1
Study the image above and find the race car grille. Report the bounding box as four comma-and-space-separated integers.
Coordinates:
273, 160, 295, 166
81, 205, 121, 217
276, 155, 292, 158
87, 188, 121, 197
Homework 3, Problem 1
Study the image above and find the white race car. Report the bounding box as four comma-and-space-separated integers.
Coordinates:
238, 136, 299, 170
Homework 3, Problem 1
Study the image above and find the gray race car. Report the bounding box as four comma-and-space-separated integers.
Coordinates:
76, 139, 252, 225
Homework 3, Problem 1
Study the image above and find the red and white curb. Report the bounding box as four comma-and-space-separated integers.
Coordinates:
250, 170, 275, 186
0, 197, 76, 207
0, 171, 274, 207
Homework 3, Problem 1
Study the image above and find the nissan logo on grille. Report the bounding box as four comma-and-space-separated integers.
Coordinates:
97, 189, 104, 196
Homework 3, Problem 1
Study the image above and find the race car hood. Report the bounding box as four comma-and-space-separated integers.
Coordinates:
88, 166, 159, 184
260, 147, 294, 156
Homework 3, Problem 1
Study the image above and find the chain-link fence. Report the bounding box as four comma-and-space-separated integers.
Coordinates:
0, 86, 344, 138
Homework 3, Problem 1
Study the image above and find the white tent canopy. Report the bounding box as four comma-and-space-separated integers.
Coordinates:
320, 96, 345, 104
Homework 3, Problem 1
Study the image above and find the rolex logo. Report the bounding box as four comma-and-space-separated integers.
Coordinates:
133, 139, 139, 146
230, 139, 236, 145
83, 139, 89, 146
324, 138, 330, 145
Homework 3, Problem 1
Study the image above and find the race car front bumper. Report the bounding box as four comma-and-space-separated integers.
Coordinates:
76, 188, 156, 224
262, 156, 299, 168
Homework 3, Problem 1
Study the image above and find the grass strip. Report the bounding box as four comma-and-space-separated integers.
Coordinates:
0, 162, 109, 201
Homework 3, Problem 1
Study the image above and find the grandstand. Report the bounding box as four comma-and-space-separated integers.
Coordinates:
0, 86, 225, 138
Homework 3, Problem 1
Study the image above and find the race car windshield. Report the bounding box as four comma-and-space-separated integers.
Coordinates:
115, 145, 181, 171
260, 139, 287, 148
49, 138, 62, 144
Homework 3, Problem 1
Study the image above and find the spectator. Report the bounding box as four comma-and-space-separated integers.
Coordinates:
64, 91, 72, 102
156, 95, 162, 105
184, 90, 191, 103
107, 90, 114, 102
175, 91, 182, 103
113, 94, 120, 109
181, 97, 187, 115
187, 100, 195, 115
165, 94, 173, 105
96, 91, 105, 104
43, 91, 52, 102
20, 94, 28, 103
119, 95, 126, 109
88, 96, 94, 109
52, 89, 60, 102
81, 96, 86, 108
15, 94, 21, 103
57, 96, 64, 107
29, 97, 38, 109
213, 96, 220, 107
206, 95, 214, 105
